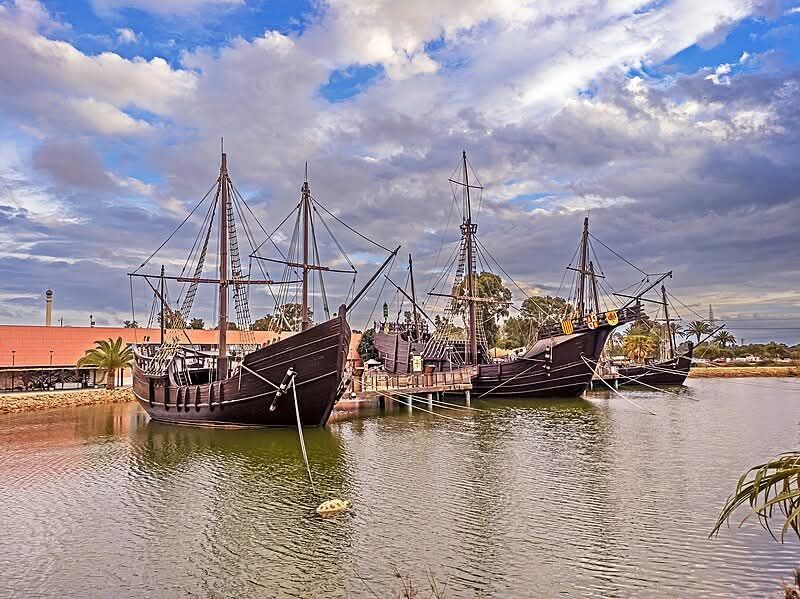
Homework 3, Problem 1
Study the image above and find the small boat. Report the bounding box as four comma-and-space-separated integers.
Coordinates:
616, 285, 694, 387
131, 150, 395, 427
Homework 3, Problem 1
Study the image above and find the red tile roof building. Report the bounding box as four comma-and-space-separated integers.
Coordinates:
0, 325, 285, 368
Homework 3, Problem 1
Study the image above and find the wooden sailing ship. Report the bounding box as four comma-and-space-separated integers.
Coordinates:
130, 150, 393, 427
374, 152, 641, 398
616, 284, 694, 387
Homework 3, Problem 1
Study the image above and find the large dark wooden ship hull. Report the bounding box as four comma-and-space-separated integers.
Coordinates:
132, 312, 351, 427
472, 326, 614, 398
617, 346, 693, 387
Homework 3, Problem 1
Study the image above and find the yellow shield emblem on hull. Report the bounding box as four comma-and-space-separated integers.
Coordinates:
585, 314, 599, 329
561, 320, 574, 335
606, 310, 619, 326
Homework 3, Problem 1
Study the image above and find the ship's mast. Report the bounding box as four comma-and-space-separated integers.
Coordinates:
409, 254, 419, 342
462, 150, 478, 364
577, 216, 589, 315
159, 264, 165, 344
301, 164, 311, 332
588, 260, 600, 314
662, 284, 675, 359
217, 151, 229, 380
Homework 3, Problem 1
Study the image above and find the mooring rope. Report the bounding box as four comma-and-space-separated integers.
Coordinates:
290, 371, 316, 494
381, 392, 464, 423
583, 356, 684, 397
581, 356, 657, 415
388, 389, 486, 412
477, 362, 540, 398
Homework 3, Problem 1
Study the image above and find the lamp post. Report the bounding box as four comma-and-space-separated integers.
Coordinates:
11, 350, 15, 391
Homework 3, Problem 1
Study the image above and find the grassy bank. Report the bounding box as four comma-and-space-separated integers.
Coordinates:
0, 388, 134, 415
689, 366, 797, 378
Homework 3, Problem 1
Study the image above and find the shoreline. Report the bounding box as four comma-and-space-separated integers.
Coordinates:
1, 369, 796, 415
688, 366, 797, 378
0, 388, 134, 415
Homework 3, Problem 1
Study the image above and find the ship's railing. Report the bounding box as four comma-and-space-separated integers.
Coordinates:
361, 368, 474, 392
538, 304, 642, 339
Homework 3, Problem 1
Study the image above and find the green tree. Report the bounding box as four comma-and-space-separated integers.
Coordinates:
77, 337, 134, 390
520, 295, 574, 327
433, 314, 465, 340
623, 335, 655, 362
608, 332, 624, 355
452, 272, 511, 347
189, 318, 205, 330
358, 328, 378, 362
684, 320, 712, 343
501, 315, 536, 349
253, 303, 311, 332
158, 307, 185, 329
715, 330, 736, 348
122, 320, 139, 328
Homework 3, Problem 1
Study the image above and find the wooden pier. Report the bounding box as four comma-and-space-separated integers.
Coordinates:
357, 367, 474, 398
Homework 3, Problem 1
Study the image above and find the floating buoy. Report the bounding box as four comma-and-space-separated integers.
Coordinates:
316, 498, 351, 517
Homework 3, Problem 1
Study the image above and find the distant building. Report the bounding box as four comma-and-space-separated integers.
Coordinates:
0, 325, 287, 391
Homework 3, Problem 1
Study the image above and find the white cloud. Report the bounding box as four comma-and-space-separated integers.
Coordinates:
0, 0, 195, 136
67, 97, 152, 135
115, 27, 139, 44
705, 62, 733, 85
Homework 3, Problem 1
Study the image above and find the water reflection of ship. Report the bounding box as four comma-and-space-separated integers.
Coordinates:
125, 421, 358, 595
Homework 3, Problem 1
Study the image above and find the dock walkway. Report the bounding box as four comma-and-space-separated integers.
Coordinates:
355, 367, 474, 400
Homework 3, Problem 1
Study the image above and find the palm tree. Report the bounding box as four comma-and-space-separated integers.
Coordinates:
608, 332, 624, 355
712, 451, 800, 542
623, 334, 655, 362
78, 337, 134, 390
715, 330, 736, 348
683, 320, 711, 343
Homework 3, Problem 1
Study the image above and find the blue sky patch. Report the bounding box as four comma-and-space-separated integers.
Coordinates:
319, 65, 384, 103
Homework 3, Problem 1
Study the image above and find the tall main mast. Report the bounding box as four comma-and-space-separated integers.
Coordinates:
301, 165, 311, 331
577, 216, 589, 315
217, 151, 229, 380
462, 150, 478, 364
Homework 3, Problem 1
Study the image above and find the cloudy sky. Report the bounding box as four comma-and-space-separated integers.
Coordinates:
1, 0, 798, 343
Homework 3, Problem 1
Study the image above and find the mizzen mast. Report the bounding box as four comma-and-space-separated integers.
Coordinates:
662, 284, 675, 359
217, 150, 229, 380
409, 254, 420, 342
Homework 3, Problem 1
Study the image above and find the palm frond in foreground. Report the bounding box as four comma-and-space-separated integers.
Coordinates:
711, 451, 800, 542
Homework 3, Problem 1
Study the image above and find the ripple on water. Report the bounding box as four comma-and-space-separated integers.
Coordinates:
1, 381, 800, 597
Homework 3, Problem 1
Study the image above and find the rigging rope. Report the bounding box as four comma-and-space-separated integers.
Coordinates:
132, 180, 218, 273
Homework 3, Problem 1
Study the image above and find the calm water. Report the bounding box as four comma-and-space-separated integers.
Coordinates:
2, 378, 800, 598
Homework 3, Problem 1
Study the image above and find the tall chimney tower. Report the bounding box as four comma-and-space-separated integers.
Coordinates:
45, 289, 53, 327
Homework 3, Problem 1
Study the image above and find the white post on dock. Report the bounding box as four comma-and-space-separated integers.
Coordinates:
408, 393, 413, 412
465, 390, 471, 407
427, 393, 433, 409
